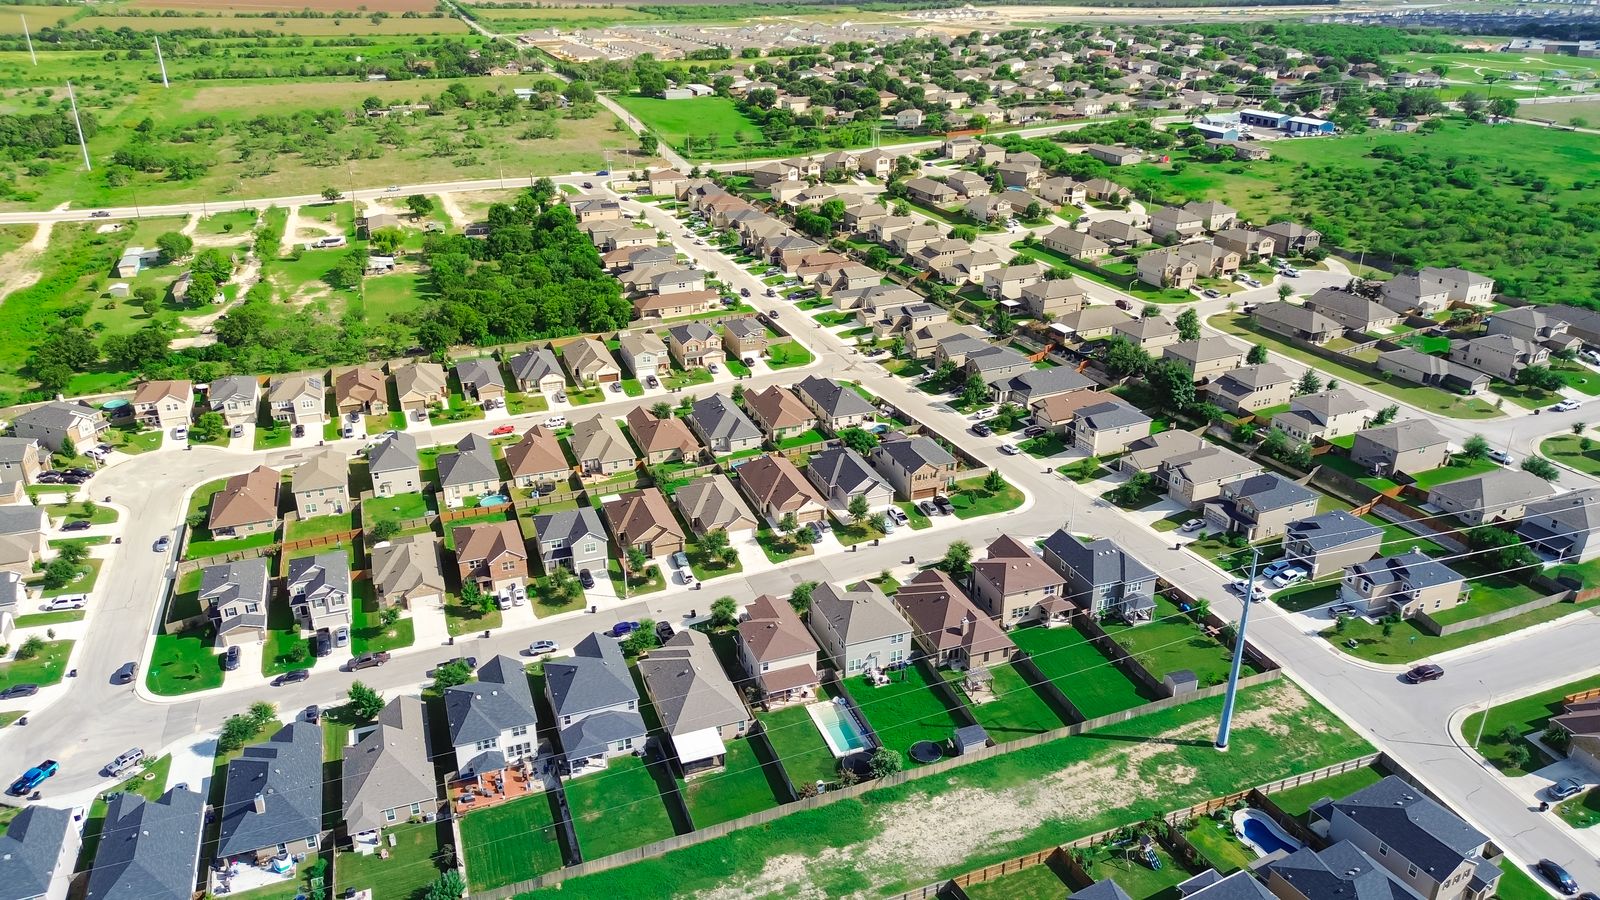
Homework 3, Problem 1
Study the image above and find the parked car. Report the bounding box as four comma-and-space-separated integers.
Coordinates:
970, 423, 993, 437
496, 593, 513, 611
655, 621, 676, 643
933, 496, 955, 516
1180, 519, 1205, 533
8, 760, 58, 796
887, 507, 909, 525
1328, 604, 1359, 618
528, 640, 559, 656
918, 500, 938, 517
1022, 425, 1047, 438
1553, 399, 1581, 413
223, 645, 241, 671
999, 443, 1020, 455
609, 621, 640, 638
490, 424, 516, 436
112, 661, 137, 685
645, 375, 660, 389
349, 651, 391, 671
1487, 449, 1514, 465
59, 519, 92, 534
1262, 560, 1292, 580
545, 415, 567, 428
1549, 777, 1585, 801
292, 424, 305, 438
274, 669, 310, 687
231, 424, 245, 439
579, 569, 595, 589
64, 468, 92, 478
0, 683, 39, 700
1403, 663, 1445, 684
42, 596, 86, 611
1538, 860, 1578, 895
313, 629, 333, 658
669, 551, 691, 571
333, 625, 350, 648
304, 704, 321, 723
105, 747, 145, 777
1271, 568, 1307, 589
1202, 289, 1221, 299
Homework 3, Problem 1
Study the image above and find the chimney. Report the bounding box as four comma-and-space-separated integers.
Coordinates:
960, 614, 972, 636
252, 794, 267, 815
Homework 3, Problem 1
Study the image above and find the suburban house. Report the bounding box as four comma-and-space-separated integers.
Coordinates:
1448, 334, 1548, 382
971, 534, 1070, 627
436, 433, 501, 509
1261, 221, 1321, 256
570, 415, 635, 477
1518, 489, 1600, 563
617, 332, 670, 379
806, 580, 914, 675
454, 359, 506, 405
736, 454, 828, 525
625, 406, 702, 465
504, 426, 568, 490
1207, 364, 1295, 415
1061, 396, 1154, 457
1427, 469, 1556, 526
341, 696, 437, 840
207, 375, 261, 426
894, 568, 1017, 669
543, 633, 647, 776
1214, 227, 1274, 260
1376, 348, 1491, 395
333, 367, 387, 417
131, 379, 193, 431
1184, 199, 1237, 231
638, 630, 751, 777
201, 558, 271, 646
1273, 390, 1369, 446
1137, 248, 1197, 290
1340, 551, 1466, 618
289, 448, 349, 520
723, 318, 769, 359
530, 507, 608, 576
807, 446, 894, 512
736, 593, 821, 704
0, 805, 75, 900
370, 534, 445, 611
208, 465, 281, 539
12, 401, 108, 452
443, 655, 541, 781
453, 520, 528, 594
392, 362, 448, 418
1550, 699, 1600, 776
690, 393, 764, 456
1255, 303, 1343, 346
1085, 144, 1142, 166
603, 488, 686, 559
1128, 437, 1258, 506
1150, 205, 1203, 241
1304, 289, 1403, 332
1202, 472, 1318, 541
1307, 775, 1499, 900
744, 385, 817, 442
1110, 317, 1179, 352
1042, 227, 1111, 261
563, 338, 622, 385
365, 431, 421, 499
869, 434, 958, 502
1021, 279, 1086, 319
1163, 337, 1248, 381
85, 787, 205, 900
266, 374, 325, 426
0, 438, 47, 486
988, 366, 1095, 406
667, 323, 726, 370
794, 376, 876, 432
215, 721, 325, 865
1349, 421, 1450, 477
984, 262, 1049, 300
509, 348, 567, 396
1266, 843, 1432, 900
1486, 306, 1580, 352
1282, 510, 1384, 578
1040, 531, 1157, 624
673, 474, 757, 536
286, 551, 352, 632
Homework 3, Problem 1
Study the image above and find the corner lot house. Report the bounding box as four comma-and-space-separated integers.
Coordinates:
202, 558, 271, 646
1349, 420, 1450, 477
1273, 389, 1368, 446
1518, 489, 1600, 563
12, 401, 107, 453
544, 634, 647, 775
971, 534, 1069, 627
736, 593, 821, 703
367, 431, 422, 498
444, 655, 541, 781
869, 434, 957, 502
504, 426, 569, 489
530, 507, 608, 576
266, 374, 325, 426
570, 415, 634, 477
286, 551, 352, 632
1427, 469, 1555, 526
0, 801, 74, 900
436, 433, 501, 509
1340, 551, 1466, 618
1202, 472, 1317, 541
1163, 337, 1248, 381
807, 580, 913, 675
1448, 334, 1548, 383
208, 465, 281, 539
453, 520, 528, 593
794, 375, 876, 432
289, 449, 349, 519
370, 534, 445, 610
1041, 531, 1156, 624
895, 568, 1016, 669
342, 696, 437, 840
215, 721, 324, 865
86, 787, 205, 900
1282, 510, 1383, 578
638, 630, 751, 777
132, 379, 193, 431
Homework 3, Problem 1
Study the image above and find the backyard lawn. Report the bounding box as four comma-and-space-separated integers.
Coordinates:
146, 629, 225, 695
851, 662, 968, 765
1011, 625, 1154, 719
1459, 673, 1600, 774
680, 736, 785, 829
944, 662, 1068, 742
1082, 840, 1198, 900
1408, 456, 1501, 490
337, 822, 446, 899
1185, 817, 1257, 874
1267, 765, 1384, 818
460, 795, 565, 892
1099, 596, 1248, 687
565, 754, 679, 861
963, 860, 1074, 900
759, 688, 846, 789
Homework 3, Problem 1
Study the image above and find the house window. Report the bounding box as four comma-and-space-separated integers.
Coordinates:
847, 658, 862, 673
584, 542, 597, 555
889, 649, 904, 664
1407, 864, 1418, 878
410, 803, 422, 816
501, 561, 517, 572
891, 633, 905, 644
511, 725, 529, 737
385, 808, 397, 823
474, 738, 498, 752
1378, 843, 1388, 856
1043, 584, 1057, 596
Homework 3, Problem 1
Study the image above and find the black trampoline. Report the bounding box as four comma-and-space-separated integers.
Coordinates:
909, 741, 943, 764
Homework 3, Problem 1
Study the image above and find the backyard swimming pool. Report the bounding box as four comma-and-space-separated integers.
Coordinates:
1234, 809, 1302, 857
808, 698, 869, 757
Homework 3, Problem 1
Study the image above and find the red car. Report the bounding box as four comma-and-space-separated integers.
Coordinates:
490, 424, 516, 436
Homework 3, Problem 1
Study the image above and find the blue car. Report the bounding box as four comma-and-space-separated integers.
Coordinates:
9, 759, 58, 796
609, 621, 640, 638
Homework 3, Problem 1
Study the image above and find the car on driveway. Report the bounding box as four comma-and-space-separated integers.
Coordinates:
111, 661, 137, 685
1403, 663, 1445, 684
1328, 603, 1359, 618
887, 507, 909, 525
490, 424, 516, 436
0, 683, 39, 700
1261, 560, 1292, 580
274, 668, 310, 687
1022, 425, 1046, 438
1553, 399, 1581, 413
60, 519, 91, 532
933, 496, 955, 516
313, 629, 333, 658
655, 621, 676, 643
8, 760, 57, 796
1180, 519, 1205, 533
1537, 859, 1578, 895
578, 568, 595, 589
528, 640, 559, 656
1549, 776, 1586, 801
1271, 567, 1307, 589
223, 645, 241, 671
918, 500, 938, 517
43, 596, 86, 611
669, 551, 690, 571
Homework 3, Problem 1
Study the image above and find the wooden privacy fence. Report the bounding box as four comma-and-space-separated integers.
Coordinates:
1567, 687, 1600, 704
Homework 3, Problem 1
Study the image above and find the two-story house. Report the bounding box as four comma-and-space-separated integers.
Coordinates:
1350, 421, 1450, 478
737, 454, 828, 526
215, 722, 325, 865
529, 507, 608, 578
617, 332, 670, 380
667, 322, 726, 370
12, 401, 107, 453
0, 437, 48, 486
132, 379, 193, 431
444, 655, 541, 782
1163, 337, 1248, 381
894, 568, 1017, 669
202, 558, 271, 646
286, 551, 352, 632
736, 593, 821, 704
436, 433, 501, 509
1202, 472, 1319, 541
1282, 510, 1384, 578
638, 630, 751, 777
723, 318, 769, 361
869, 434, 958, 502
1207, 364, 1295, 416
544, 634, 647, 776
370, 534, 445, 611
1448, 334, 1548, 383
807, 580, 914, 675
289, 448, 349, 520
368, 431, 422, 498
1273, 390, 1369, 446
267, 374, 325, 426
1340, 551, 1466, 618
1485, 307, 1581, 353
1519, 488, 1600, 564
207, 375, 261, 426
970, 534, 1070, 627
1040, 531, 1157, 624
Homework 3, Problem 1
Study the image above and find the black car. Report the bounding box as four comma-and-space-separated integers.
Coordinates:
0, 683, 39, 700
655, 621, 676, 643
292, 424, 305, 438
1403, 664, 1444, 683
1537, 860, 1578, 895
222, 645, 241, 672
303, 704, 321, 723
61, 474, 88, 485
1022, 425, 1046, 438
35, 472, 62, 484
578, 568, 595, 589
933, 496, 956, 516
273, 669, 310, 687
971, 423, 992, 437
64, 468, 92, 478
313, 629, 332, 658
61, 520, 91, 532
1576, 892, 1597, 900
111, 661, 137, 685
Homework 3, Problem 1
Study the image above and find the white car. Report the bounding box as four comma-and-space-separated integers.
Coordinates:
1180, 519, 1205, 533
528, 640, 559, 656
999, 443, 1021, 456
42, 595, 86, 611
1552, 399, 1581, 412
1487, 449, 1514, 465
971, 407, 996, 420
1271, 568, 1308, 589
545, 415, 567, 428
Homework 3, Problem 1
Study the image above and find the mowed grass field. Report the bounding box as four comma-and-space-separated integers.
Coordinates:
615, 94, 764, 153
77, 14, 469, 33
1528, 99, 1600, 126
0, 6, 78, 32
1387, 51, 1600, 84
128, 0, 437, 12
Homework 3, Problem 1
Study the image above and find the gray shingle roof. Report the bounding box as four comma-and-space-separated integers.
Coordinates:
0, 437, 39, 465
1223, 472, 1316, 512
559, 710, 647, 762
216, 721, 324, 858
1330, 775, 1487, 881
531, 508, 607, 556
1077, 399, 1150, 430
807, 446, 889, 495
85, 788, 205, 900
988, 365, 1095, 399
795, 376, 876, 419
874, 434, 955, 472
1041, 532, 1154, 587
1268, 842, 1413, 900
1287, 510, 1382, 553
509, 348, 562, 386
437, 433, 499, 487
1070, 880, 1135, 900
545, 633, 638, 719
14, 400, 101, 431
637, 630, 747, 737
366, 431, 419, 475
341, 696, 435, 835
1347, 551, 1462, 592
691, 394, 762, 446
207, 375, 259, 408
0, 805, 72, 900
809, 581, 910, 645
1359, 420, 1447, 453
444, 655, 539, 746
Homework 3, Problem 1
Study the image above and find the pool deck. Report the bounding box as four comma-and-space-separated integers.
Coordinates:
807, 698, 868, 758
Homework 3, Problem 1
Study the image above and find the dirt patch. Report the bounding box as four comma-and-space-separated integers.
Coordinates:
0, 218, 54, 303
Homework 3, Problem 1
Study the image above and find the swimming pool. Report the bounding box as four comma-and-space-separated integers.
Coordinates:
478, 494, 509, 507
807, 699, 869, 757
1233, 809, 1302, 857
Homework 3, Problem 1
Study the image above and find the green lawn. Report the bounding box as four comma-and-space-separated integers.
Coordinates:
755, 528, 814, 564
1557, 788, 1600, 829
285, 509, 357, 541
1540, 433, 1600, 478
614, 94, 767, 157
850, 662, 967, 766
680, 737, 783, 829
1020, 431, 1070, 458
1459, 673, 1600, 774
1011, 625, 1155, 718
1329, 596, 1595, 666
1271, 582, 1341, 614
261, 599, 310, 677
896, 501, 931, 530
759, 686, 846, 789
564, 754, 678, 861
1099, 596, 1249, 687
949, 481, 1025, 519
12, 609, 85, 628
1408, 456, 1501, 490
337, 821, 446, 899
39, 556, 103, 597
944, 661, 1068, 741
963, 861, 1073, 900
0, 639, 73, 691
363, 490, 432, 523
147, 628, 225, 696
1496, 858, 1554, 900
445, 598, 503, 637
349, 587, 415, 655
460, 795, 565, 891
1185, 817, 1257, 874
766, 341, 813, 369
1083, 841, 1196, 900
1268, 766, 1384, 818
184, 530, 278, 562
49, 500, 119, 525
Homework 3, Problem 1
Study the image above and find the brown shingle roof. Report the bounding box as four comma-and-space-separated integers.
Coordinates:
737, 594, 819, 663
738, 455, 825, 514
453, 520, 525, 567
894, 569, 1015, 658
973, 535, 1065, 594
744, 385, 815, 433
503, 426, 568, 479
624, 407, 702, 458
602, 489, 684, 548
209, 465, 281, 530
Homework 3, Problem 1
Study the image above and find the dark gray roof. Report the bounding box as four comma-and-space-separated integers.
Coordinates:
14, 400, 101, 431
1187, 871, 1278, 900
455, 358, 505, 392
444, 654, 539, 746
1331, 776, 1488, 882
85, 788, 206, 900
0, 805, 73, 900
964, 345, 1032, 375
1268, 842, 1412, 900
509, 348, 562, 385
988, 365, 1095, 398
437, 433, 499, 486
1287, 510, 1383, 553
532, 508, 606, 552
559, 709, 647, 762
458, 750, 506, 780
667, 322, 716, 344
366, 431, 419, 474
1041, 531, 1154, 587
216, 721, 324, 858
807, 446, 889, 495
199, 558, 270, 608
286, 551, 350, 606
1347, 551, 1462, 591
0, 437, 39, 465
1357, 420, 1447, 453
795, 376, 876, 419
1223, 473, 1316, 512
1070, 880, 1136, 900
874, 434, 955, 472
725, 318, 765, 340
1078, 399, 1151, 430
692, 393, 762, 446
545, 633, 638, 718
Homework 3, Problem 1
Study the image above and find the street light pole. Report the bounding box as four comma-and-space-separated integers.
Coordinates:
1215, 545, 1259, 751
1474, 680, 1495, 749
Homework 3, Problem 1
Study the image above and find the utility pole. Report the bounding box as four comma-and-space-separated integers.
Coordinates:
66, 81, 91, 172
21, 15, 36, 65
1473, 680, 1494, 749
155, 36, 170, 88
1215, 545, 1259, 751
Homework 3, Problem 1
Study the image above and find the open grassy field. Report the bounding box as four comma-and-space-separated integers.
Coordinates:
1387, 51, 1600, 85
129, 0, 439, 12
77, 14, 469, 34
0, 5, 78, 32
1529, 99, 1600, 127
